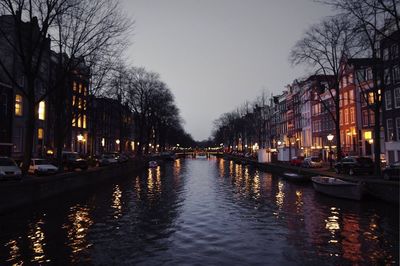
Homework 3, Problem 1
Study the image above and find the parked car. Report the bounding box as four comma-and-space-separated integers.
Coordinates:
334, 156, 374, 176
29, 158, 58, 175
382, 161, 400, 180
98, 153, 118, 166
62, 152, 88, 171
302, 156, 323, 168
290, 156, 304, 167
0, 157, 22, 180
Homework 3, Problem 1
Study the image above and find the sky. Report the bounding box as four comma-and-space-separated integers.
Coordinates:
121, 0, 334, 141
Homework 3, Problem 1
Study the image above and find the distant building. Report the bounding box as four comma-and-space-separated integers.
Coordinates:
90, 97, 134, 155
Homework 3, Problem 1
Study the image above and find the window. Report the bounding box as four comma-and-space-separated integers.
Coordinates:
83, 86, 87, 96
339, 94, 343, 107
38, 101, 45, 120
370, 111, 375, 125
395, 87, 400, 108
15, 94, 23, 116
396, 117, 400, 141
387, 119, 394, 141
384, 68, 391, 84
392, 44, 399, 59
344, 92, 348, 106
339, 110, 343, 125
38, 128, 44, 140
77, 115, 82, 128
72, 95, 76, 106
363, 110, 368, 126
78, 98, 82, 109
79, 84, 82, 94
72, 117, 76, 127
83, 100, 87, 110
368, 92, 374, 104
349, 89, 354, 103
393, 65, 400, 83
350, 108, 355, 123
342, 76, 347, 87
13, 127, 23, 152
385, 90, 392, 110
73, 82, 77, 92
383, 48, 389, 60
344, 109, 349, 124
83, 115, 87, 129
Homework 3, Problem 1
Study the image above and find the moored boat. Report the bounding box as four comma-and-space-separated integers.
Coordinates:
311, 176, 363, 200
282, 172, 309, 182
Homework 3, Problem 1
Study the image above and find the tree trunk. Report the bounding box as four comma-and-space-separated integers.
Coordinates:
21, 90, 36, 176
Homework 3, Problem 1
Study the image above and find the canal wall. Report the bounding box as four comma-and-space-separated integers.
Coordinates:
223, 154, 399, 204
0, 161, 144, 214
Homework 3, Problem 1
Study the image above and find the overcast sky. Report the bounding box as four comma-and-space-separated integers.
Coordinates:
121, 0, 334, 141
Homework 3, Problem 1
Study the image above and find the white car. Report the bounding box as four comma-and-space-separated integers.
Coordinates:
0, 157, 22, 180
302, 156, 323, 168
29, 159, 58, 175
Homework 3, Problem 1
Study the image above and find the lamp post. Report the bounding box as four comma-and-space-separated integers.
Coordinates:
327, 134, 334, 169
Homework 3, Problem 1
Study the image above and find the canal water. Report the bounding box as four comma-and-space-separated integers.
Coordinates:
0, 158, 398, 265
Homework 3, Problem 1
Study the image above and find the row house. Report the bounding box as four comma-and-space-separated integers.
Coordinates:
382, 28, 400, 164
90, 97, 135, 155
0, 14, 136, 159
0, 15, 51, 159
309, 75, 334, 160
339, 58, 358, 156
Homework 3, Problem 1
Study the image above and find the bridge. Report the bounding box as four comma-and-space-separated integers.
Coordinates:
174, 149, 223, 158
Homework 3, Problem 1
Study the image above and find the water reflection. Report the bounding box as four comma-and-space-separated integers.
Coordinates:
5, 239, 22, 265
112, 185, 123, 219
28, 218, 48, 263
0, 159, 397, 265
63, 205, 93, 263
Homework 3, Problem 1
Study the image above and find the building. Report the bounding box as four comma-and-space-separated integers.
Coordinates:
90, 97, 134, 155
339, 58, 358, 156
0, 15, 51, 159
381, 28, 400, 164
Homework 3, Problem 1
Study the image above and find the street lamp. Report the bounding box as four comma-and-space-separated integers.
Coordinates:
277, 140, 282, 146
327, 134, 334, 169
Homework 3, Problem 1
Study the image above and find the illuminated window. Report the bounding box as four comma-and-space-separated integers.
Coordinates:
15, 94, 23, 116
72, 117, 76, 127
77, 115, 82, 128
83, 115, 86, 129
344, 109, 349, 124
368, 92, 374, 104
350, 108, 355, 123
83, 100, 87, 110
79, 84, 82, 94
78, 98, 82, 109
38, 101, 45, 120
84, 86, 87, 96
38, 128, 44, 140
72, 95, 76, 106
73, 82, 77, 92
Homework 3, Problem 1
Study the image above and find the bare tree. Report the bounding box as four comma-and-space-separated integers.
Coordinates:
50, 0, 133, 165
326, 0, 399, 174
0, 0, 72, 175
290, 15, 360, 162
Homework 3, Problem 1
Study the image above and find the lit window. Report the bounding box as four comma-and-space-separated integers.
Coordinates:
83, 115, 86, 129
38, 128, 44, 140
38, 101, 45, 120
72, 95, 76, 106
72, 117, 76, 127
83, 100, 87, 110
15, 94, 23, 116
79, 84, 82, 94
77, 115, 82, 128
73, 82, 77, 92
344, 109, 349, 124
350, 108, 355, 123
78, 98, 82, 109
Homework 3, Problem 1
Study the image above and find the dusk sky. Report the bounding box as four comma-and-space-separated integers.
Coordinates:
122, 0, 334, 141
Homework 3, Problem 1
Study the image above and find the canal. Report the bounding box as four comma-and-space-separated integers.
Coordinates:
0, 158, 398, 265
